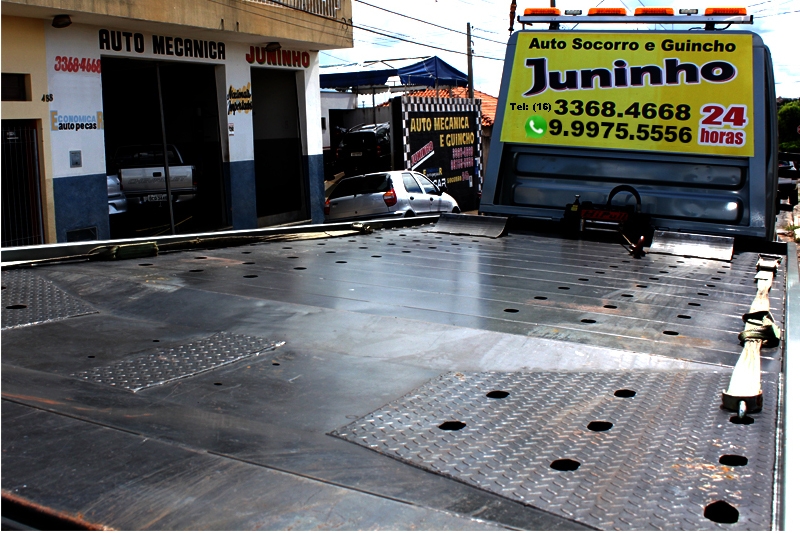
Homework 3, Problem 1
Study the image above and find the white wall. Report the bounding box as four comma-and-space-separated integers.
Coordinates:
320, 91, 356, 149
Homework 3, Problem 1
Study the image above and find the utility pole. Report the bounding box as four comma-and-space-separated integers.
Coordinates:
467, 23, 474, 100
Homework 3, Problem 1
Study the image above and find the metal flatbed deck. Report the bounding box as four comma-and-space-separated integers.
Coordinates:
1, 219, 794, 530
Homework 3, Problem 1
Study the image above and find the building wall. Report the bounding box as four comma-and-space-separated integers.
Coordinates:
2, 0, 353, 50
320, 91, 357, 149
1, 15, 56, 243
39, 21, 325, 239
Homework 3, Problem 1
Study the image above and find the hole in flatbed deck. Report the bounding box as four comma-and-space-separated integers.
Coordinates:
558, 286, 570, 290
677, 315, 691, 319
610, 265, 618, 268
706, 284, 716, 288
272, 362, 280, 366
581, 319, 596, 324
636, 284, 648, 288
688, 302, 701, 306
195, 256, 208, 259
242, 262, 254, 265
711, 277, 721, 281
326, 251, 336, 253
294, 267, 306, 270
614, 389, 636, 397
486, 390, 509, 399
550, 459, 580, 471
439, 421, 466, 431
243, 274, 258, 278
5, 304, 26, 310
139, 263, 153, 266
603, 305, 617, 309
452, 243, 460, 246
649, 277, 660, 281
704, 501, 739, 524
429, 246, 437, 249
372, 255, 382, 258
717, 271, 726, 274
282, 247, 292, 249
402, 250, 411, 253
287, 256, 298, 259
595, 271, 605, 274
214, 382, 222, 386
387, 243, 396, 246
621, 294, 633, 298
534, 296, 548, 300
504, 308, 519, 313
152, 339, 160, 342
669, 265, 677, 268
578, 278, 589, 281
317, 243, 326, 245
659, 270, 668, 273
719, 454, 748, 466
87, 355, 95, 358
241, 251, 252, 254
663, 330, 679, 335
698, 292, 709, 296
336, 261, 347, 264
189, 269, 204, 272
359, 247, 368, 249
587, 421, 613, 432
730, 415, 754, 425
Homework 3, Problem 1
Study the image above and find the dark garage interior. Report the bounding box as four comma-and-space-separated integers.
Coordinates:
101, 57, 227, 238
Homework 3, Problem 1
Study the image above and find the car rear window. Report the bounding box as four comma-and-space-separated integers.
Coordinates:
339, 132, 376, 149
329, 174, 392, 199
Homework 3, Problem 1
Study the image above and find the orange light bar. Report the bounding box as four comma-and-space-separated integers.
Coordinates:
634, 7, 674, 16
704, 7, 747, 16
523, 7, 561, 16
588, 7, 627, 16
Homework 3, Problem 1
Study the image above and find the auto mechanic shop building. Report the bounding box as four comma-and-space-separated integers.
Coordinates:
2, 0, 352, 245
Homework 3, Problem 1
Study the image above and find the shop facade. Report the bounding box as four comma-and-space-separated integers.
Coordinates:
2, 1, 351, 244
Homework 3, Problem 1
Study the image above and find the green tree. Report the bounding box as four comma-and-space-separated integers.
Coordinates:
778, 100, 800, 152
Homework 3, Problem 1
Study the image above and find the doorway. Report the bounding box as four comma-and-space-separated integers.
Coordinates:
250, 67, 305, 224
2, 120, 44, 247
101, 57, 227, 238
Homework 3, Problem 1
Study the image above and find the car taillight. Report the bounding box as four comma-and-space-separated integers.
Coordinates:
376, 144, 381, 157
383, 188, 397, 207
324, 198, 331, 215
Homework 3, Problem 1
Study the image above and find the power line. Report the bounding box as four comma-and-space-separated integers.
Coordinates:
354, 0, 507, 45
206, 0, 503, 61
755, 8, 800, 17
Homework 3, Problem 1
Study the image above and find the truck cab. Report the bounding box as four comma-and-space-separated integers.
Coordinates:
480, 7, 779, 241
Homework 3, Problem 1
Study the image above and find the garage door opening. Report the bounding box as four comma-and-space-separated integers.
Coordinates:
101, 57, 227, 238
251, 67, 306, 225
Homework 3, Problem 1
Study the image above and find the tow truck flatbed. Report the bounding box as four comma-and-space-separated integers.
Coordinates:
2, 218, 795, 530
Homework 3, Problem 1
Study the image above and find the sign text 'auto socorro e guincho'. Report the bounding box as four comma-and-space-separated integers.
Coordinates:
500, 32, 754, 157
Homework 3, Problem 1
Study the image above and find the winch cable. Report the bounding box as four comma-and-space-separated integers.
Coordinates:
722, 255, 783, 418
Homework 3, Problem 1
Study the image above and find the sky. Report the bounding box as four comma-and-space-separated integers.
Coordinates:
319, 0, 800, 102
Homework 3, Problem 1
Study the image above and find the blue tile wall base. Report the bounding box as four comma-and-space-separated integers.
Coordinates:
305, 153, 325, 224
53, 174, 109, 243
227, 160, 257, 230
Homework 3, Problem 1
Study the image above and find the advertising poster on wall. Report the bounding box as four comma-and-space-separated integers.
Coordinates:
396, 97, 482, 211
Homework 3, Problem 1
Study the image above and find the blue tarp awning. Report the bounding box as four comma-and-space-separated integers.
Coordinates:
320, 56, 468, 89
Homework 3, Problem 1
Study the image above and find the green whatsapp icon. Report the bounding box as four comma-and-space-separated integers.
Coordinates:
525, 115, 547, 138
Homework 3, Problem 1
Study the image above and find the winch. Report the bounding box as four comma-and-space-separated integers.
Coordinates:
562, 184, 651, 256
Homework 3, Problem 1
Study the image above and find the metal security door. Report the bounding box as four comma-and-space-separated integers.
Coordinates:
2, 120, 44, 247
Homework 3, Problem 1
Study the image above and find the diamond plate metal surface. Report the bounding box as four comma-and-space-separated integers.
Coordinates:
1, 269, 97, 330
71, 332, 282, 392
331, 371, 776, 530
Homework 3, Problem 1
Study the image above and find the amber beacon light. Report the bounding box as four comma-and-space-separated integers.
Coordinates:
634, 7, 675, 16
704, 7, 748, 16
523, 8, 561, 16
588, 7, 628, 16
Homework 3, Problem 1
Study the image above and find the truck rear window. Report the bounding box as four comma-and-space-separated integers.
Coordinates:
114, 146, 181, 168
329, 174, 391, 199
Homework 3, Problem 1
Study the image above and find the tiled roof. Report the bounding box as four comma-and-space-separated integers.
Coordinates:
383, 87, 498, 127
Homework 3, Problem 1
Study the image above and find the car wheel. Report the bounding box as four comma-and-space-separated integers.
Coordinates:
404, 210, 415, 218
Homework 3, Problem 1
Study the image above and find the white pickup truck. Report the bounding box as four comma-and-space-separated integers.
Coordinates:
113, 145, 196, 206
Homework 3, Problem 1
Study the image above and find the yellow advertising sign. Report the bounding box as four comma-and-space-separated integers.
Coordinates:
500, 32, 754, 157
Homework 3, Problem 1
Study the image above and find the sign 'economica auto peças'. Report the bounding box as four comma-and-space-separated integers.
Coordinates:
500, 32, 754, 157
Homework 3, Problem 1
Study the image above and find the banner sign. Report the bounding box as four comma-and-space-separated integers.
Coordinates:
400, 97, 482, 211
500, 32, 754, 157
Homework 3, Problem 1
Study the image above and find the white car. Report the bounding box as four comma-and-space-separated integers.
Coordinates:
324, 171, 460, 222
